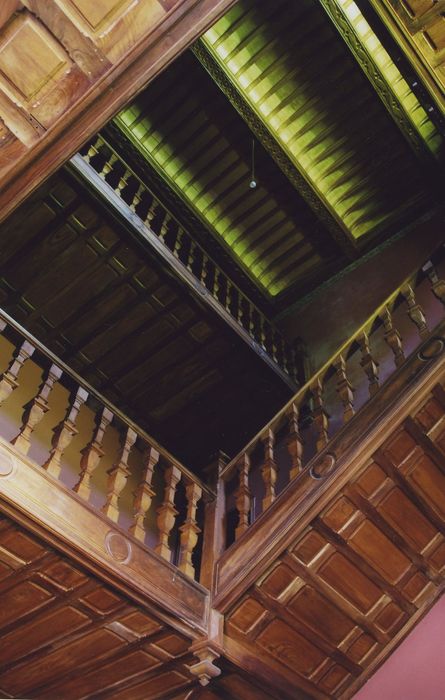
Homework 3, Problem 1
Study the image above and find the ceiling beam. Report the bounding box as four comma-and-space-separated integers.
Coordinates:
0, 0, 239, 224
191, 40, 358, 261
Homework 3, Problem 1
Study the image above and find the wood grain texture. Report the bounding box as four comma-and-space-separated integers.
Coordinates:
214, 323, 445, 698
0, 510, 200, 700
0, 0, 239, 223
370, 0, 445, 113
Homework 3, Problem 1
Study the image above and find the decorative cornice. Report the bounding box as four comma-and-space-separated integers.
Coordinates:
318, 0, 440, 164
191, 40, 358, 260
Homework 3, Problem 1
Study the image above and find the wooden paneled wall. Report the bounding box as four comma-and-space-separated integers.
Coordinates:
0, 0, 238, 222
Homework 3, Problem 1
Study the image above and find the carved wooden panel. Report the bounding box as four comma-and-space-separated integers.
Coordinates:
0, 511, 198, 699
224, 378, 445, 698
374, 0, 445, 111
0, 0, 238, 223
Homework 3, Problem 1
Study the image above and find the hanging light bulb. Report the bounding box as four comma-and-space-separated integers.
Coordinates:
249, 138, 257, 189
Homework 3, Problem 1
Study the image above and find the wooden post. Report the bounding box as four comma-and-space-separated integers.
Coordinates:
382, 306, 405, 368
261, 429, 277, 511
179, 479, 202, 579
334, 354, 355, 423
287, 402, 303, 479
235, 452, 251, 540
155, 464, 181, 562
424, 261, 445, 306
312, 377, 329, 452
11, 363, 62, 455
102, 426, 137, 522
403, 284, 429, 339
73, 406, 113, 501
129, 444, 159, 542
0, 339, 35, 406
199, 452, 228, 589
359, 331, 379, 396
43, 386, 88, 479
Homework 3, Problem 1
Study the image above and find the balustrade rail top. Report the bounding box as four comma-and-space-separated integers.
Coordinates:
0, 308, 214, 499
221, 248, 442, 479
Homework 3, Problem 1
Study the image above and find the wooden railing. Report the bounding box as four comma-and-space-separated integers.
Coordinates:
220, 244, 445, 547
0, 309, 212, 581
73, 134, 301, 387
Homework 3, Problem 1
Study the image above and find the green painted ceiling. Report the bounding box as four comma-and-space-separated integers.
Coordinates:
115, 0, 441, 298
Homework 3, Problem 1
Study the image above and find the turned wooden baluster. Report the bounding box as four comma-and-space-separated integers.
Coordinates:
130, 182, 145, 214
145, 197, 159, 228
0, 339, 35, 407
83, 136, 102, 164
179, 479, 202, 578
261, 429, 277, 511
270, 331, 279, 364
225, 280, 232, 314
155, 464, 181, 561
381, 306, 405, 367
247, 305, 256, 339
114, 166, 131, 198
158, 212, 171, 243
173, 227, 184, 259
403, 284, 429, 339
73, 406, 113, 500
334, 354, 354, 423
100, 152, 118, 181
359, 331, 379, 396
212, 268, 221, 301
287, 402, 303, 479
259, 315, 267, 351
11, 363, 62, 455
129, 444, 159, 541
424, 261, 445, 306
43, 386, 88, 479
200, 254, 209, 288
312, 378, 329, 452
102, 426, 137, 522
187, 240, 197, 273
235, 452, 251, 540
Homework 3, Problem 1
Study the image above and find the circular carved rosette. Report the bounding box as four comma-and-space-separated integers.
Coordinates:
418, 336, 445, 362
104, 532, 132, 565
0, 448, 15, 478
310, 453, 336, 480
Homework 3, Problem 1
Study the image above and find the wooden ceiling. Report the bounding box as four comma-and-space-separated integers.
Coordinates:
109, 0, 443, 304
0, 0, 239, 223
0, 508, 288, 699
0, 168, 291, 470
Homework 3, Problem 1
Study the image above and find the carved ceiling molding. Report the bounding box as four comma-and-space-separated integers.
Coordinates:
319, 0, 440, 165
191, 40, 358, 261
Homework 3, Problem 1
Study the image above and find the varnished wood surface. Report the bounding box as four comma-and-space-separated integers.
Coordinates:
0, 510, 201, 700
215, 324, 445, 698
370, 0, 445, 113
0, 0, 239, 224
0, 170, 291, 469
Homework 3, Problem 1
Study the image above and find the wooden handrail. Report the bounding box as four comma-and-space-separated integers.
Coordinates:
0, 308, 213, 500
0, 307, 215, 582
219, 242, 445, 547
70, 133, 301, 389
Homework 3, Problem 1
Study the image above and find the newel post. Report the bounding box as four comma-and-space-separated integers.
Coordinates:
199, 451, 229, 589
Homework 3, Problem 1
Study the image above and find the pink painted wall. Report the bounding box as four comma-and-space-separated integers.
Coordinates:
354, 594, 445, 699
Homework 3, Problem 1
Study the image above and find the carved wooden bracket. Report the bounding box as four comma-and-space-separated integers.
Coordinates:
189, 640, 222, 686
